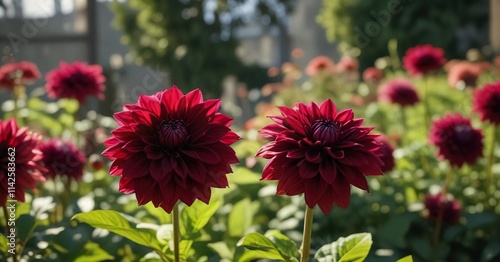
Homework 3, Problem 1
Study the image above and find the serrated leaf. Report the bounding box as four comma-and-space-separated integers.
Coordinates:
315, 233, 372, 262
180, 199, 221, 236
72, 210, 162, 251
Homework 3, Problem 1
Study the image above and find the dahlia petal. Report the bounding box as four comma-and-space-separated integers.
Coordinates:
260, 124, 287, 139
172, 157, 188, 178
162, 157, 173, 173
133, 176, 156, 205
150, 160, 164, 181
304, 177, 328, 208
212, 113, 233, 126
305, 149, 322, 163
122, 155, 150, 178
332, 175, 351, 208
221, 132, 240, 145
338, 165, 369, 191
320, 99, 337, 120
191, 124, 230, 145
186, 88, 204, 106
326, 148, 344, 159
276, 166, 304, 196
145, 145, 164, 160
186, 160, 207, 183
122, 139, 145, 153
287, 148, 306, 159
319, 160, 337, 184
119, 177, 135, 193
181, 146, 220, 164
299, 162, 318, 179
138, 94, 161, 117
359, 163, 383, 176
335, 109, 354, 122
317, 186, 336, 214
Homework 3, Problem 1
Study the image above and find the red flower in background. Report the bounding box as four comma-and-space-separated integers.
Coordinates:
45, 61, 105, 104
362, 67, 384, 83
256, 99, 383, 214
429, 114, 483, 167
0, 119, 46, 205
305, 56, 335, 76
39, 139, 86, 181
0, 61, 40, 89
378, 78, 420, 107
425, 193, 461, 224
375, 135, 395, 173
103, 86, 239, 213
447, 62, 483, 89
336, 57, 358, 73
403, 44, 446, 75
473, 82, 500, 125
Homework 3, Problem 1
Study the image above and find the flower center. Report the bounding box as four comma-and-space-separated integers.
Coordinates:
312, 120, 339, 144
158, 120, 188, 149
452, 124, 473, 144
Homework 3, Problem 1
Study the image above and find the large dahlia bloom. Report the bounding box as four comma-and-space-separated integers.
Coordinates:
103, 86, 239, 213
429, 114, 483, 167
403, 44, 446, 75
256, 99, 383, 214
378, 78, 420, 107
425, 193, 461, 224
0, 119, 46, 205
45, 61, 105, 104
375, 135, 395, 173
0, 61, 40, 89
305, 56, 335, 77
39, 139, 86, 181
473, 82, 500, 125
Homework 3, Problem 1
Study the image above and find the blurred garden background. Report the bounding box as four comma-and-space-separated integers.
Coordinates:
0, 0, 499, 261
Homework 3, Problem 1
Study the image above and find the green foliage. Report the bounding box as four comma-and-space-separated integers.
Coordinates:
315, 233, 373, 262
317, 0, 489, 69
237, 230, 299, 261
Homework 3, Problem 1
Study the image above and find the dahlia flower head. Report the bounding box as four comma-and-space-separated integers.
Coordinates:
447, 62, 483, 89
403, 44, 446, 75
103, 86, 240, 213
45, 61, 105, 104
429, 113, 483, 168
0, 119, 46, 205
39, 139, 86, 181
256, 99, 384, 214
305, 56, 335, 77
374, 135, 395, 173
362, 67, 384, 83
0, 61, 40, 89
425, 193, 461, 224
378, 78, 420, 107
473, 82, 500, 125
336, 57, 359, 73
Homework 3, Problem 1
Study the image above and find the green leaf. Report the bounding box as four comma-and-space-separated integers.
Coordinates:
72, 210, 162, 251
58, 98, 80, 114
73, 242, 114, 262
208, 242, 233, 260
0, 234, 8, 254
27, 97, 47, 111
265, 230, 300, 260
315, 233, 373, 262
228, 198, 258, 237
396, 255, 414, 262
237, 232, 284, 261
180, 199, 221, 237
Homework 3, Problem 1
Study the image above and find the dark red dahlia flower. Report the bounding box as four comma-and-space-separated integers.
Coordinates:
256, 99, 383, 214
0, 61, 40, 89
473, 82, 500, 125
375, 135, 395, 173
39, 139, 86, 181
336, 57, 359, 73
403, 44, 446, 75
447, 62, 483, 89
0, 119, 46, 205
102, 86, 240, 213
362, 67, 383, 83
429, 114, 483, 167
378, 78, 420, 107
45, 61, 105, 104
305, 56, 335, 76
425, 193, 461, 224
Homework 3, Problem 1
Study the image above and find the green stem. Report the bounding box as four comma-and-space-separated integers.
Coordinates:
432, 166, 453, 259
401, 106, 407, 146
3, 205, 18, 262
487, 125, 497, 196
172, 202, 180, 262
423, 77, 431, 132
300, 206, 314, 262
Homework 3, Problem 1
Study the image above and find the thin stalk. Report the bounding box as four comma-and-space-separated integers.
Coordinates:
300, 206, 314, 262
401, 106, 407, 146
3, 205, 18, 262
432, 166, 453, 259
172, 202, 180, 262
487, 125, 497, 195
423, 77, 431, 132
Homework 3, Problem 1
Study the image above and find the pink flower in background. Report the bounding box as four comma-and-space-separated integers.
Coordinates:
305, 56, 335, 76
375, 135, 395, 173
378, 78, 420, 107
403, 44, 446, 75
336, 57, 358, 73
256, 99, 383, 214
45, 61, 105, 103
0, 119, 46, 205
0, 61, 40, 89
447, 62, 483, 89
39, 139, 86, 181
473, 82, 500, 125
362, 67, 384, 83
103, 86, 239, 213
425, 193, 461, 224
429, 114, 483, 167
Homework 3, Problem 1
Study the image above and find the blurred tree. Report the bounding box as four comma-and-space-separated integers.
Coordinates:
317, 0, 489, 70
111, 0, 295, 97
